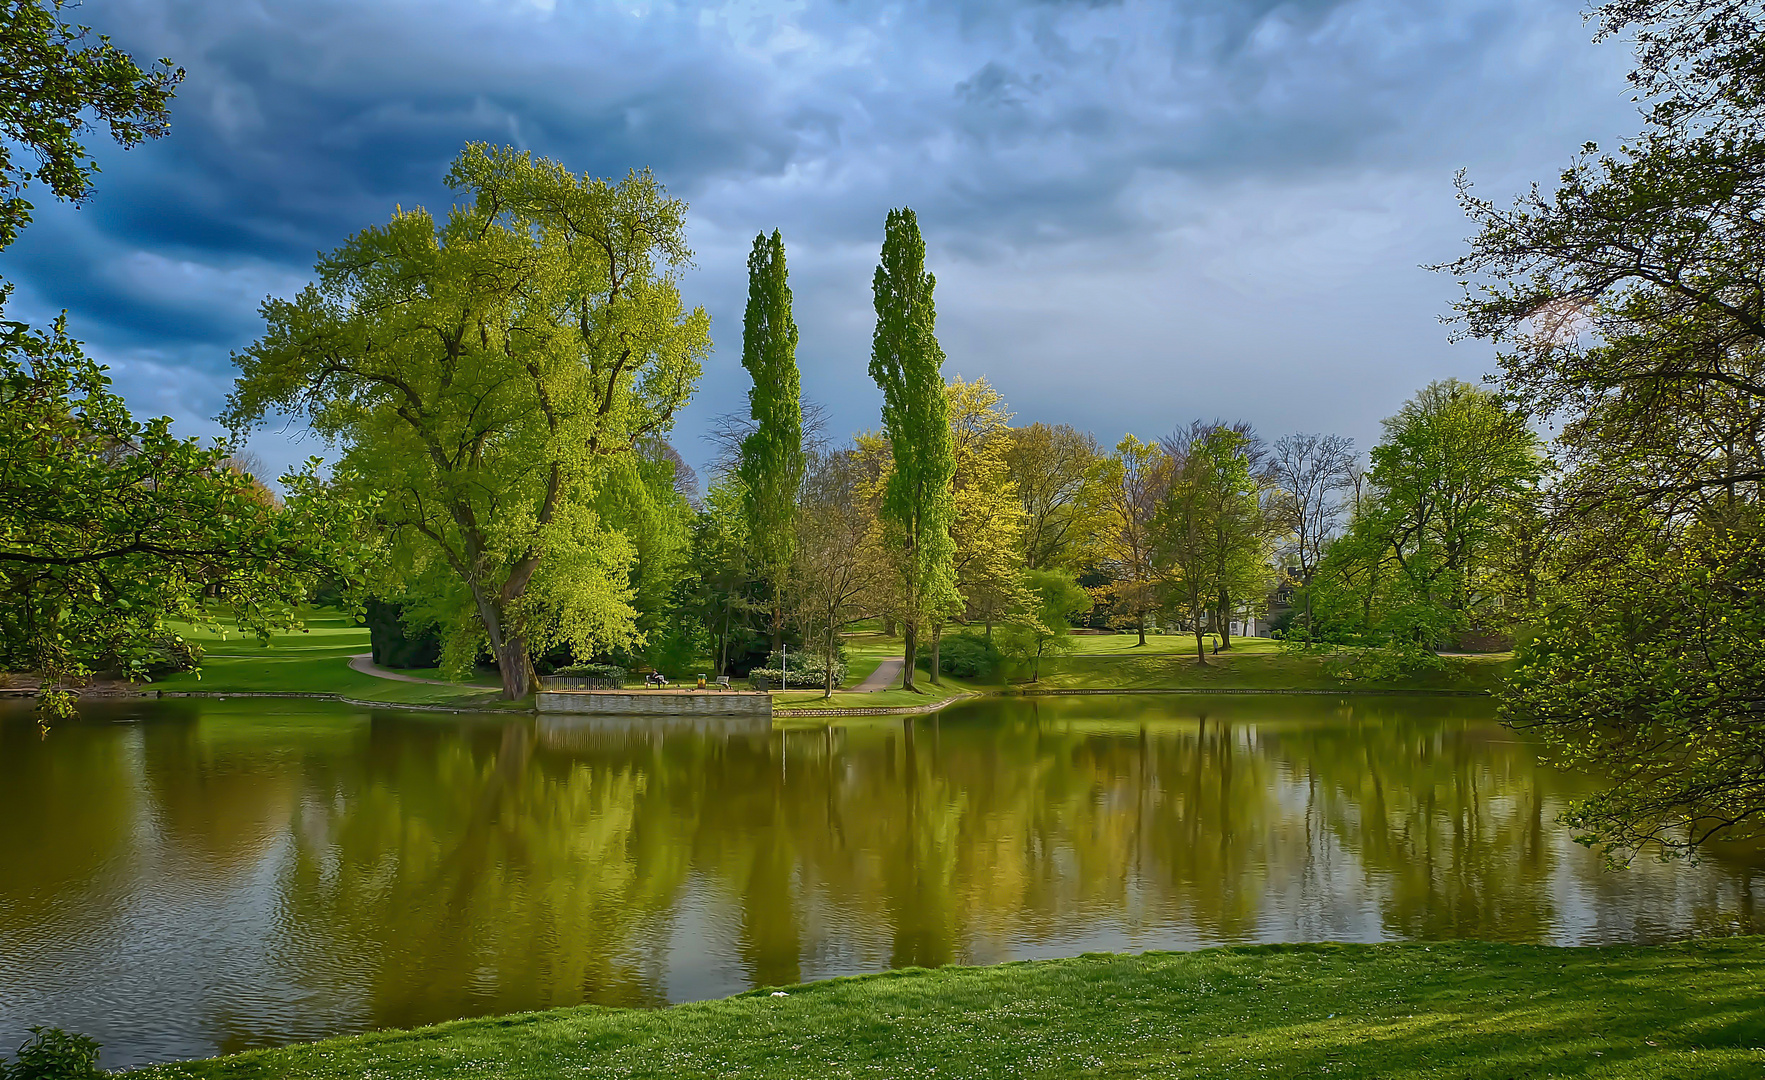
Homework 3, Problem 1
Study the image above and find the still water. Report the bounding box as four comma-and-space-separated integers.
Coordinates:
3, 695, 1763, 1069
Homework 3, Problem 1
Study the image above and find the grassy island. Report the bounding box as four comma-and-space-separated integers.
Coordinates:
138, 939, 1765, 1079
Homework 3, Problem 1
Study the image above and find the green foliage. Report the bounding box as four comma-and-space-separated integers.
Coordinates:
684, 476, 766, 675
745, 668, 840, 690
0, 318, 358, 711
363, 599, 441, 669
228, 143, 710, 699
1, 1026, 103, 1080
747, 651, 843, 690
737, 230, 804, 644
1441, 2, 1765, 856
1153, 424, 1261, 663
1504, 505, 1765, 859
0, 0, 183, 254
1289, 382, 1541, 677
996, 568, 1091, 681
594, 440, 698, 653
869, 207, 957, 689
1004, 422, 1107, 571
920, 631, 1001, 679
551, 663, 627, 682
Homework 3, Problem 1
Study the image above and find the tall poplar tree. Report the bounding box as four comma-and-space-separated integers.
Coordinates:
737, 229, 804, 655
869, 208, 956, 692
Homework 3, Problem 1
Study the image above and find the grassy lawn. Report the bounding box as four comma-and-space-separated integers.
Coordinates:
137, 939, 1765, 1079
150, 609, 514, 709
774, 632, 986, 712
133, 620, 1507, 713
1029, 633, 1511, 693
776, 631, 1509, 711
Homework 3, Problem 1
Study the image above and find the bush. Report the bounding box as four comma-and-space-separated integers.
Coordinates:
552, 663, 627, 684
2, 1027, 104, 1080
747, 652, 845, 689
918, 632, 1001, 679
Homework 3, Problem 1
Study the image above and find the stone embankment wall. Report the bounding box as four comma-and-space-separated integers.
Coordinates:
536, 690, 773, 716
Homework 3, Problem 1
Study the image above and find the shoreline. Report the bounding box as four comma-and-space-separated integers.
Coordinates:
4, 681, 1495, 718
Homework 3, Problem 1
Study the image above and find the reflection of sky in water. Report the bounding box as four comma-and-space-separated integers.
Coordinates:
2, 697, 1761, 1070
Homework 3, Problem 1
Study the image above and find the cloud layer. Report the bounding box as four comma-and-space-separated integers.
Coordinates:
2, 0, 1641, 478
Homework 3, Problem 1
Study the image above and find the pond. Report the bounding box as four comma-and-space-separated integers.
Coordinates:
3, 694, 1762, 1069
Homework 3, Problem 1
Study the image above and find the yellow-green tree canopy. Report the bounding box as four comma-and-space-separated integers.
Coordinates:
227, 144, 710, 699
946, 376, 1026, 632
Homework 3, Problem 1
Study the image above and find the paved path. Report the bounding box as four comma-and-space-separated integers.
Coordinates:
852, 657, 904, 692
348, 653, 457, 685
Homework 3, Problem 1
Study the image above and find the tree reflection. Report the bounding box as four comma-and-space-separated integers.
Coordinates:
4, 695, 1763, 1068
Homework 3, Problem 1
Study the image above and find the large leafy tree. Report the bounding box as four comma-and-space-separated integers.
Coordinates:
945, 376, 1026, 640
228, 144, 710, 699
1295, 383, 1541, 672
1096, 434, 1169, 646
1005, 422, 1107, 571
1442, 0, 1765, 854
1160, 421, 1275, 652
1155, 425, 1257, 665
737, 229, 804, 655
1366, 380, 1543, 629
869, 208, 957, 692
996, 568, 1092, 682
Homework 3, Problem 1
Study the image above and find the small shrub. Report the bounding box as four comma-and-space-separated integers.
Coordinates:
747, 662, 844, 690
917, 633, 1001, 679
552, 663, 628, 682
3, 1027, 104, 1080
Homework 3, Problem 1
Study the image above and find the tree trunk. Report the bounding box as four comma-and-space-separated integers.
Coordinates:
824, 620, 836, 700
468, 587, 535, 700
771, 582, 784, 660
884, 614, 897, 637
491, 631, 535, 699
929, 622, 943, 686
1193, 624, 1208, 665
1032, 640, 1043, 682
1137, 616, 1146, 647
901, 620, 918, 692
1216, 588, 1233, 650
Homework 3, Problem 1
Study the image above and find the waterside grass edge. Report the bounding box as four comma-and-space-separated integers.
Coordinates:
135, 938, 1765, 1079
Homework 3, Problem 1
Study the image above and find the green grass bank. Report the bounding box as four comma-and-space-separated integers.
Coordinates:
147, 609, 513, 709
137, 939, 1765, 1079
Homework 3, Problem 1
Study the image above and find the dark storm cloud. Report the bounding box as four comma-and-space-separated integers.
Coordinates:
0, 0, 1640, 477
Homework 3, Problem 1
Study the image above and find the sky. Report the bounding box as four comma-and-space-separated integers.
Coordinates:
2, 0, 1644, 487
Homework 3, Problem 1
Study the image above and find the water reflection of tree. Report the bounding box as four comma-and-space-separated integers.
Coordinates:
17, 695, 1763, 1052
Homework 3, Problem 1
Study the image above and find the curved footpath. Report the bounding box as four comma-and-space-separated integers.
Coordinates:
346, 653, 456, 685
